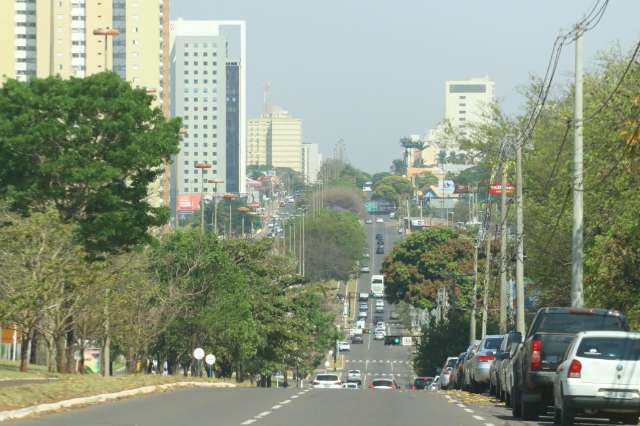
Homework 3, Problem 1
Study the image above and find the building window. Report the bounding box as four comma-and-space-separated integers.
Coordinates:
184, 70, 189, 75
459, 103, 466, 107
459, 110, 466, 114
184, 97, 189, 102
184, 79, 188, 84
184, 61, 188, 66
184, 179, 189, 183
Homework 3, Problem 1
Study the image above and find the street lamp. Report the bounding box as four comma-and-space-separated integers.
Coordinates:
194, 162, 212, 232
92, 28, 120, 71
207, 179, 224, 236
223, 193, 238, 238
237, 207, 250, 238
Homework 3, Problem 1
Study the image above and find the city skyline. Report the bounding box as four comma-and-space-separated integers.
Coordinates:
171, 0, 640, 172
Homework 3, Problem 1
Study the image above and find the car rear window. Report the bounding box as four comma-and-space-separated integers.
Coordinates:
577, 337, 640, 360
446, 358, 457, 368
349, 370, 360, 374
414, 378, 431, 386
538, 313, 627, 333
316, 374, 339, 381
484, 337, 504, 350
372, 379, 393, 386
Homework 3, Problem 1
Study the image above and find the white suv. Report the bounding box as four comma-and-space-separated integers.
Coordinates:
312, 373, 342, 389
554, 331, 640, 425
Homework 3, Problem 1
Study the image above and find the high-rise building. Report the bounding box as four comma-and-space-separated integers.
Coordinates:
169, 19, 247, 223
302, 143, 322, 184
0, 0, 170, 207
444, 77, 496, 135
226, 61, 240, 193
247, 106, 303, 172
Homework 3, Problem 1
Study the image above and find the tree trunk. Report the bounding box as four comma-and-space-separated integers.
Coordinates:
19, 330, 31, 372
55, 334, 66, 373
29, 331, 38, 365
78, 344, 85, 374
45, 336, 55, 373
283, 369, 288, 387
65, 328, 75, 373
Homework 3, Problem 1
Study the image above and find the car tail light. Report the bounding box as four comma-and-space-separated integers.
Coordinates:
531, 338, 542, 370
478, 355, 495, 362
312, 380, 319, 385
368, 384, 373, 389
568, 359, 582, 378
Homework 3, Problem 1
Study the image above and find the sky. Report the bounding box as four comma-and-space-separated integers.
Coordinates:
171, 1, 640, 173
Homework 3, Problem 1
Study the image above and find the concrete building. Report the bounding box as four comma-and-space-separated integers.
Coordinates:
302, 143, 322, 184
226, 61, 240, 193
444, 77, 496, 136
247, 106, 303, 172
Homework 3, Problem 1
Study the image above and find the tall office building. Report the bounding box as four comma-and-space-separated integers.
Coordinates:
444, 77, 496, 135
302, 143, 322, 184
0, 0, 170, 208
247, 106, 303, 172
169, 19, 247, 222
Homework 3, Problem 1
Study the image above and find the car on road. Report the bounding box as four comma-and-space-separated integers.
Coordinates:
369, 378, 397, 389
360, 265, 370, 273
375, 304, 384, 313
429, 376, 440, 390
412, 377, 434, 390
356, 319, 366, 329
376, 246, 384, 255
439, 356, 460, 390
376, 217, 384, 223
374, 329, 385, 340
375, 233, 384, 241
359, 302, 368, 311
365, 218, 373, 224
358, 292, 369, 302
375, 321, 385, 329
347, 369, 363, 384
312, 373, 342, 389
357, 310, 367, 319
338, 341, 351, 352
351, 334, 364, 344
511, 307, 629, 421
467, 335, 504, 392
553, 331, 640, 426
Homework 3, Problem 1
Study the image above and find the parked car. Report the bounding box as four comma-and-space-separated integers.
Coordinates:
347, 369, 363, 384
467, 335, 504, 392
463, 341, 481, 390
511, 307, 629, 420
312, 373, 342, 389
450, 352, 467, 390
440, 356, 459, 390
429, 375, 440, 390
412, 377, 434, 390
492, 331, 523, 404
553, 331, 640, 426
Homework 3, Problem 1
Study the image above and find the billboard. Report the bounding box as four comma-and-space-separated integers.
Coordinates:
177, 194, 202, 213
437, 180, 456, 195
489, 182, 515, 196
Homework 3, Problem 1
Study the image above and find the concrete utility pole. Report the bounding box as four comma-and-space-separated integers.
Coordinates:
481, 202, 492, 338
301, 212, 305, 276
571, 26, 585, 308
470, 237, 480, 342
515, 143, 526, 334
499, 166, 508, 334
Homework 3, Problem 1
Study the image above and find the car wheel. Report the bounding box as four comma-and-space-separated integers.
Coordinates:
560, 397, 575, 426
511, 386, 522, 417
623, 414, 640, 425
554, 408, 561, 424
521, 397, 539, 421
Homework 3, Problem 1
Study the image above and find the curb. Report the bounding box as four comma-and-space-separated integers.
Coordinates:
0, 381, 236, 422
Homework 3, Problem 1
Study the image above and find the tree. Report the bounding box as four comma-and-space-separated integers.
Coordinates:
372, 176, 412, 204
318, 186, 366, 218
382, 227, 474, 309
390, 159, 406, 176
414, 312, 469, 376
414, 173, 439, 193
0, 73, 181, 255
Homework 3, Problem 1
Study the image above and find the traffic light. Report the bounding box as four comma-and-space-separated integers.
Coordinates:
384, 336, 402, 345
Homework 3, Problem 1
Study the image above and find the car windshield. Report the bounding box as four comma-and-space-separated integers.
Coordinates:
349, 370, 360, 374
577, 337, 640, 360
372, 380, 393, 386
484, 337, 503, 350
538, 313, 627, 333
446, 358, 457, 367
316, 375, 339, 381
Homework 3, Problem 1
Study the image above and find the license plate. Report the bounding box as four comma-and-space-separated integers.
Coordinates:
605, 391, 633, 399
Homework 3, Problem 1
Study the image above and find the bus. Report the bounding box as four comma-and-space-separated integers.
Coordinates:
371, 275, 384, 298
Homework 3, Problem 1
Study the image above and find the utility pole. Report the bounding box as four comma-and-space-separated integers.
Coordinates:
481, 202, 492, 338
499, 165, 508, 334
571, 25, 585, 308
515, 143, 526, 334
470, 237, 480, 342
301, 212, 305, 276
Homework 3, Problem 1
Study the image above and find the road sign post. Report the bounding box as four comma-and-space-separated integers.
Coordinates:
205, 353, 216, 378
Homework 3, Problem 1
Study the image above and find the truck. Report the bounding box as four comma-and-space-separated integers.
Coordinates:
371, 275, 384, 298
358, 292, 369, 302
510, 307, 629, 420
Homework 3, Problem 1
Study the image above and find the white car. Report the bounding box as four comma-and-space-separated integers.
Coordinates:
554, 331, 640, 426
356, 319, 366, 329
312, 373, 342, 389
338, 341, 351, 352
429, 375, 440, 390
360, 265, 370, 273
365, 219, 373, 224
369, 378, 397, 390
347, 369, 362, 384
376, 217, 384, 223
358, 310, 367, 319
375, 321, 386, 329
374, 330, 385, 340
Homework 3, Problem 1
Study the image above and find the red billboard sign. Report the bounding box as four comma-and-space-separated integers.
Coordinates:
489, 182, 515, 196
177, 194, 202, 212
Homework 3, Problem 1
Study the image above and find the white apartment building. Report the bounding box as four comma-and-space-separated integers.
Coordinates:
445, 77, 496, 136
302, 143, 322, 184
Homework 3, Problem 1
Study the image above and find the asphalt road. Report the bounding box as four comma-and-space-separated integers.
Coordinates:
8, 214, 576, 426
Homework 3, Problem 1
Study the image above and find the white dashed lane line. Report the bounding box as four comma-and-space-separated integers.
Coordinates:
240, 390, 311, 424
271, 405, 281, 410
464, 408, 474, 413
241, 420, 256, 425
472, 415, 485, 421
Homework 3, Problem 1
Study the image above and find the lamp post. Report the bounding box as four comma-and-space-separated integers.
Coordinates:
92, 28, 120, 71
207, 179, 224, 235
223, 193, 238, 239
238, 207, 250, 238
194, 162, 212, 232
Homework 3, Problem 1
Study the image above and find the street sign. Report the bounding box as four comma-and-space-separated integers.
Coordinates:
205, 354, 216, 366
324, 361, 330, 368
193, 347, 205, 360
402, 337, 413, 346
489, 182, 515, 195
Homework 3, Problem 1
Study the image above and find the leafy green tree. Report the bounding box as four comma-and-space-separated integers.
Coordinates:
372, 175, 412, 204
0, 73, 181, 255
414, 173, 438, 193
414, 312, 469, 376
382, 227, 474, 309
390, 159, 406, 176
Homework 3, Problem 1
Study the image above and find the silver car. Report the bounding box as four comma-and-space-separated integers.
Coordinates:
467, 335, 504, 392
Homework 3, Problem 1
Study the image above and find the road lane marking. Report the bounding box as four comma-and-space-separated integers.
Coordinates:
241, 420, 256, 425
280, 399, 291, 404
256, 411, 271, 418
271, 405, 282, 409
457, 403, 465, 408
464, 408, 474, 413
485, 423, 496, 426
472, 415, 485, 421
291, 395, 299, 399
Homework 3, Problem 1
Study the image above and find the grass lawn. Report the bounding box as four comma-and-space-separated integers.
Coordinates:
0, 360, 241, 411
0, 360, 59, 380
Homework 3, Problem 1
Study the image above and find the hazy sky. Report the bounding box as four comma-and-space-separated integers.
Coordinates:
171, 1, 640, 173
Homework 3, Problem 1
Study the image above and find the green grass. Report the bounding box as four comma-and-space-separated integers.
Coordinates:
0, 360, 59, 380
